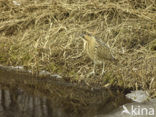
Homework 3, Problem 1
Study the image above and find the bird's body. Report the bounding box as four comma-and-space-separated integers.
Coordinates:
81, 33, 117, 76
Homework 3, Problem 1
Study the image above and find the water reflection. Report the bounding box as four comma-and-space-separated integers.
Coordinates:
0, 88, 52, 117
0, 70, 130, 117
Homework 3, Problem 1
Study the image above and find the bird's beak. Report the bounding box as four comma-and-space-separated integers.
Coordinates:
80, 34, 87, 41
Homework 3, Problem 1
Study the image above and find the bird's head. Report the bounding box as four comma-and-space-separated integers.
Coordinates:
80, 32, 94, 42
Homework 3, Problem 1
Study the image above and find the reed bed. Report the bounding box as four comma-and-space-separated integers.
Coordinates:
0, 0, 156, 95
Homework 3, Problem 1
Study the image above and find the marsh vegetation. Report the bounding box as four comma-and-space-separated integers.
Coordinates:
0, 0, 156, 95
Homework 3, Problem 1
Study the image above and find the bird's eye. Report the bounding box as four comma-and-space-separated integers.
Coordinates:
80, 34, 84, 38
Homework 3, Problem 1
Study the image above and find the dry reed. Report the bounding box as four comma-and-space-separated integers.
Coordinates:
0, 0, 156, 95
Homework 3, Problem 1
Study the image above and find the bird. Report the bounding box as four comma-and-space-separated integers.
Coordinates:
80, 32, 118, 76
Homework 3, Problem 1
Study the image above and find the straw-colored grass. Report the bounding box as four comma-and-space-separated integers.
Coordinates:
0, 0, 156, 94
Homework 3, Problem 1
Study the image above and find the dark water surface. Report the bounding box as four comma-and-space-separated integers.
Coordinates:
0, 70, 130, 117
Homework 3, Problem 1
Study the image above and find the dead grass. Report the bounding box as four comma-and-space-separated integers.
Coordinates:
0, 0, 156, 94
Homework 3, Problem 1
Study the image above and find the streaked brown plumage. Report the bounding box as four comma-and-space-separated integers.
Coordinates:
81, 33, 117, 75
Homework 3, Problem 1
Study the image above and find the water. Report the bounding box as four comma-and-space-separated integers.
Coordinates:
0, 70, 130, 117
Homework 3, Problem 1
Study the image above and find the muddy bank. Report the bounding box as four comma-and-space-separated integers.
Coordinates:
0, 64, 63, 79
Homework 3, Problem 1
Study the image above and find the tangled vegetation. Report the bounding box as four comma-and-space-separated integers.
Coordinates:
0, 0, 156, 95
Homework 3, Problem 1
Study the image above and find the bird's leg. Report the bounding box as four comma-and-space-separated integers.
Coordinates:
101, 62, 106, 75
92, 62, 96, 74
87, 62, 96, 77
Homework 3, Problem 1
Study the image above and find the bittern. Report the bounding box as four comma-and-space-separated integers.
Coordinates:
80, 33, 117, 76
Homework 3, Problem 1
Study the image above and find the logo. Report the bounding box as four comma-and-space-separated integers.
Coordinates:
122, 105, 155, 116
